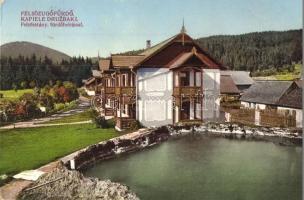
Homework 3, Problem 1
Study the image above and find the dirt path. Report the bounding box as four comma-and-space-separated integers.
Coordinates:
0, 96, 91, 130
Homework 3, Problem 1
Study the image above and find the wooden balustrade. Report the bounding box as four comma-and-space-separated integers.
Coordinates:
115, 87, 136, 96
99, 87, 115, 94
173, 87, 201, 97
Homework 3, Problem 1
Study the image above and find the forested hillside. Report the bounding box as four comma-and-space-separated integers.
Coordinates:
0, 56, 92, 90
196, 29, 302, 74
0, 29, 301, 89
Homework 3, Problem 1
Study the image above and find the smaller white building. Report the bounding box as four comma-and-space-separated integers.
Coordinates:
240, 80, 302, 127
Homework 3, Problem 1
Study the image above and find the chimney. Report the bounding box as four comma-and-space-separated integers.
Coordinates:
146, 40, 151, 49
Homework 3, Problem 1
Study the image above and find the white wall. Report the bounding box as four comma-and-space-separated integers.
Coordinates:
137, 68, 173, 127
256, 103, 266, 110
202, 69, 220, 120
241, 101, 250, 108
241, 101, 266, 110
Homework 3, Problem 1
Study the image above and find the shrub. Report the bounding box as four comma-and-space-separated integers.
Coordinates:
12, 83, 18, 92
20, 81, 28, 89
55, 82, 79, 103
128, 120, 143, 130
78, 88, 89, 98
63, 100, 77, 111
55, 80, 62, 87
94, 116, 109, 128
107, 118, 115, 128
54, 103, 65, 111
39, 94, 54, 111
89, 109, 113, 128
29, 81, 36, 88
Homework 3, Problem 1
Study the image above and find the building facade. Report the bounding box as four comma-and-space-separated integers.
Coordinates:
89, 28, 226, 130
240, 80, 302, 127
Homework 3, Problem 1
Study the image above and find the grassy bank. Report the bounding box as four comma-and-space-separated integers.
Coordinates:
253, 64, 301, 81
0, 124, 118, 176
0, 89, 33, 101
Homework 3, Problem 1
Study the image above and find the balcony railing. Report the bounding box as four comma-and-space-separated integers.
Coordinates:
115, 87, 136, 96
173, 86, 201, 97
99, 87, 115, 94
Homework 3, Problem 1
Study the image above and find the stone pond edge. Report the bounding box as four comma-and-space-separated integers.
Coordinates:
1, 122, 302, 199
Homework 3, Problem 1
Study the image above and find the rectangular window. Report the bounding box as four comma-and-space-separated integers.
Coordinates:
121, 74, 127, 87
180, 71, 190, 86
195, 72, 201, 86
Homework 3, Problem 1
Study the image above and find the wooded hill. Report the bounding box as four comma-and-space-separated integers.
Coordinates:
196, 29, 302, 74
0, 56, 92, 90
116, 29, 302, 75
0, 29, 301, 90
0, 41, 71, 64
0, 42, 93, 90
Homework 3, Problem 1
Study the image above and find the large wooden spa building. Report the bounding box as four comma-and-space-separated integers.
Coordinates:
85, 26, 226, 130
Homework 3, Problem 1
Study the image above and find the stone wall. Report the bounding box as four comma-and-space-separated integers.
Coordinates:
63, 122, 301, 171
68, 127, 171, 170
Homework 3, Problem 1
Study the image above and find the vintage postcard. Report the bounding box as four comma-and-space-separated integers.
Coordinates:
0, 0, 302, 199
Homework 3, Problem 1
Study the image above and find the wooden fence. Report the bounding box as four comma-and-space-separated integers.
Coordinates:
225, 108, 296, 128
227, 108, 255, 125
260, 109, 296, 128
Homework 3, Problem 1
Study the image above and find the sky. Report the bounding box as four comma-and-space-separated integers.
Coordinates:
0, 0, 302, 57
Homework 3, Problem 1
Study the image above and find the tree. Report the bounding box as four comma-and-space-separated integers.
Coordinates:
29, 81, 36, 88
55, 80, 62, 87
12, 83, 18, 92
20, 81, 28, 89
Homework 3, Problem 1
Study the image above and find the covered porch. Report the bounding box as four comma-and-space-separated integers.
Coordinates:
172, 66, 203, 124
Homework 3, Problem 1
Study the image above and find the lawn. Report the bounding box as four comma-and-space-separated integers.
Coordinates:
42, 109, 92, 124
0, 89, 33, 101
0, 124, 118, 176
253, 64, 301, 81
274, 64, 301, 80
274, 74, 300, 80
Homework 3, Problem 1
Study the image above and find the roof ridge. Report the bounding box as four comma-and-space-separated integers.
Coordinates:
111, 55, 144, 57
139, 34, 179, 56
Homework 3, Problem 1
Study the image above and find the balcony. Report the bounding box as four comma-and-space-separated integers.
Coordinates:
100, 87, 115, 94
173, 86, 201, 97
115, 87, 136, 96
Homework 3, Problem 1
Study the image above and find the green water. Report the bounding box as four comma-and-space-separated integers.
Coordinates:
84, 136, 302, 200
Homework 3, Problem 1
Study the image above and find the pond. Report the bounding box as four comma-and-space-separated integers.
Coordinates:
83, 135, 302, 200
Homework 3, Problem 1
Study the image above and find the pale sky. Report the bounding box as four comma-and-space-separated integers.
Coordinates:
0, 0, 302, 57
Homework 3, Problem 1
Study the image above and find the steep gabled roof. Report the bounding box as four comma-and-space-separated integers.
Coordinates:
277, 83, 302, 109
220, 75, 240, 94
168, 52, 194, 69
136, 32, 224, 69
295, 79, 303, 88
98, 32, 225, 70
168, 47, 220, 69
221, 71, 254, 85
240, 81, 293, 105
111, 55, 144, 68
196, 53, 220, 68
139, 34, 177, 57
99, 59, 111, 71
